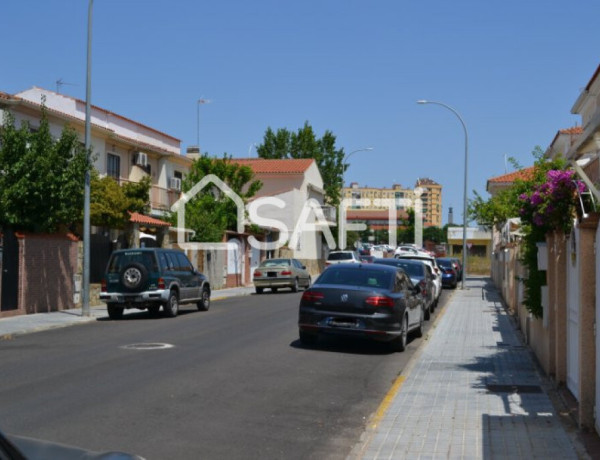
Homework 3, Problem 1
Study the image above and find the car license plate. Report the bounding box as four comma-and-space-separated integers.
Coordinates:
268, 272, 277, 277
328, 318, 358, 328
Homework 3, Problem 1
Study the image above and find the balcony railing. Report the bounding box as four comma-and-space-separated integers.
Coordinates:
150, 185, 181, 212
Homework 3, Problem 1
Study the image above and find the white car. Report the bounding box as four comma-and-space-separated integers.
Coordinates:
326, 251, 361, 266
395, 253, 442, 304
394, 245, 419, 256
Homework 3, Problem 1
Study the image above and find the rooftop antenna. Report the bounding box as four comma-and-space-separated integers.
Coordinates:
56, 78, 77, 94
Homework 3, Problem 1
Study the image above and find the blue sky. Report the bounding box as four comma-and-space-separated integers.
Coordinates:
2, 0, 600, 225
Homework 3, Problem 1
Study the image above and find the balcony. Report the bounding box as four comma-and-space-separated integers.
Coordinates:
150, 185, 181, 213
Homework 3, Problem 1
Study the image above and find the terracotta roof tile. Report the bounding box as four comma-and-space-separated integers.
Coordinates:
228, 158, 314, 174
128, 211, 171, 227
487, 166, 535, 184
559, 126, 583, 135
0, 91, 16, 100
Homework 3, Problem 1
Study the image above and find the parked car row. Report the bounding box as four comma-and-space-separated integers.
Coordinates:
297, 248, 459, 352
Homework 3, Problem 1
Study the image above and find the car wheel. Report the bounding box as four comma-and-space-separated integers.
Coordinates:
291, 278, 299, 292
272, 287, 278, 293
299, 330, 318, 346
107, 303, 124, 320
120, 262, 148, 292
390, 315, 408, 352
147, 305, 160, 317
255, 287, 263, 294
305, 276, 312, 290
414, 308, 424, 338
163, 291, 179, 318
197, 287, 210, 311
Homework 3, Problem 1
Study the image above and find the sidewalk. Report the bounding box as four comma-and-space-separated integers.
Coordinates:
0, 285, 255, 340
351, 277, 591, 459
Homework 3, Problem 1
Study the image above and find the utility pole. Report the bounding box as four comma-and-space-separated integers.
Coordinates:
82, 0, 93, 316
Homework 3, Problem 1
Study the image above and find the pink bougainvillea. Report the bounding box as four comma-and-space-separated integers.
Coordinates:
518, 169, 586, 233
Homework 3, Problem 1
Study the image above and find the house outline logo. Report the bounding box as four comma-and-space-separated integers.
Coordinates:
171, 174, 245, 250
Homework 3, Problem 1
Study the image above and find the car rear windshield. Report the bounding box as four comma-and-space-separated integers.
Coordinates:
327, 252, 354, 261
376, 260, 423, 278
107, 251, 158, 274
260, 259, 290, 267
318, 267, 392, 289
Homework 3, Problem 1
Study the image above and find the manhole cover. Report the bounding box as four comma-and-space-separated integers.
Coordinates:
121, 343, 174, 350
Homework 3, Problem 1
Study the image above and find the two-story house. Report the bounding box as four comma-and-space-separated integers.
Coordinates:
229, 158, 335, 274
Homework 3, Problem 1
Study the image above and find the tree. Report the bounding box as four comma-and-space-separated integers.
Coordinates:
256, 122, 346, 206
0, 106, 90, 233
397, 208, 415, 244
423, 226, 446, 243
175, 154, 262, 242
469, 146, 567, 228
90, 175, 151, 228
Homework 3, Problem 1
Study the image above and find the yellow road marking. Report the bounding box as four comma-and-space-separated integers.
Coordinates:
370, 375, 405, 429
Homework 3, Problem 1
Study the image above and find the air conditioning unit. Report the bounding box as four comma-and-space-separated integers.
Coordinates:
169, 177, 182, 191
134, 152, 148, 167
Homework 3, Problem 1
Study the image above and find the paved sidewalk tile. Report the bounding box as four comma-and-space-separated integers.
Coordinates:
354, 278, 582, 460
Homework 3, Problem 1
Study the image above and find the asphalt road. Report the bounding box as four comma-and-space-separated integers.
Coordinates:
0, 288, 451, 460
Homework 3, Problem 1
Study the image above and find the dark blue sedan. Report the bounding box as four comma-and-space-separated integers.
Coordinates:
436, 258, 458, 289
298, 263, 425, 352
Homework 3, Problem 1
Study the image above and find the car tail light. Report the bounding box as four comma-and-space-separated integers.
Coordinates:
302, 291, 324, 303
325, 261, 331, 266
254, 270, 262, 277
281, 270, 292, 275
158, 277, 166, 289
365, 296, 395, 307
419, 280, 427, 296
101, 279, 107, 292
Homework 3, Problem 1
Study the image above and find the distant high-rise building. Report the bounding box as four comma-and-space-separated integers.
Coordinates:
342, 178, 442, 227
448, 206, 454, 225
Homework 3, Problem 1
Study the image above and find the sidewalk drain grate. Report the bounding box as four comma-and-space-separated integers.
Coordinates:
486, 384, 542, 394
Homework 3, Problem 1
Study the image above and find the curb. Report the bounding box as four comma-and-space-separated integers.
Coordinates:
348, 288, 457, 459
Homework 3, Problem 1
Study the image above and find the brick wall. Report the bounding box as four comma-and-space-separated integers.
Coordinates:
17, 233, 79, 314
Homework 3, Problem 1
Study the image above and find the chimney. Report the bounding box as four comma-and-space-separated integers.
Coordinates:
186, 145, 201, 160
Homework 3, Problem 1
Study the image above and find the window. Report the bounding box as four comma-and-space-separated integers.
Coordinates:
107, 153, 120, 179
174, 170, 183, 180
175, 253, 193, 272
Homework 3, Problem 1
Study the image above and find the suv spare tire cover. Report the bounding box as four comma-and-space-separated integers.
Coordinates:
121, 262, 149, 291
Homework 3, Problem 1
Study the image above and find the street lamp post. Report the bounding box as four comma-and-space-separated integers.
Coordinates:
340, 147, 374, 250
197, 98, 210, 149
82, 0, 93, 316
417, 99, 469, 289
